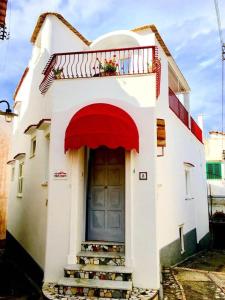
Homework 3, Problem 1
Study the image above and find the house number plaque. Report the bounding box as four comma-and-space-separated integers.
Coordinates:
139, 172, 147, 180
53, 171, 68, 179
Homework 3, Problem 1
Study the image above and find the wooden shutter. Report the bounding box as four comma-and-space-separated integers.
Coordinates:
157, 118, 166, 147
206, 162, 222, 179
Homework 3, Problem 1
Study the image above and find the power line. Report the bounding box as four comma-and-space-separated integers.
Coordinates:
214, 0, 225, 152
214, 0, 224, 47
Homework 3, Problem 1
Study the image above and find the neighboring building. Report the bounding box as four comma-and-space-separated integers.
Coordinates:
205, 131, 225, 214
8, 12, 209, 298
0, 118, 11, 244
205, 131, 225, 248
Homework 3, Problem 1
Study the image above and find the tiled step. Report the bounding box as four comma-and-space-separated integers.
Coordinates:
64, 264, 132, 281
43, 282, 159, 300
77, 251, 125, 266
57, 277, 132, 298
81, 241, 125, 253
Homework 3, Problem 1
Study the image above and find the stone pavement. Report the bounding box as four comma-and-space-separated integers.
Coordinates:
162, 266, 225, 299
162, 268, 185, 300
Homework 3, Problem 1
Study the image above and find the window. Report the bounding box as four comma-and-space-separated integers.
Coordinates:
44, 134, 50, 183
11, 166, 15, 181
185, 169, 191, 198
17, 161, 24, 197
30, 137, 36, 158
119, 58, 131, 74
179, 225, 185, 254
206, 162, 222, 179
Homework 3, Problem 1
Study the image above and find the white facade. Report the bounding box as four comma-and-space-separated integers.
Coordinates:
8, 13, 209, 291
205, 132, 225, 215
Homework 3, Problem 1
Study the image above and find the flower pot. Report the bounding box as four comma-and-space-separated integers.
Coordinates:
104, 71, 117, 76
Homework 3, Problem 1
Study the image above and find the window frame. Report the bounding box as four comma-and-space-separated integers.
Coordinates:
11, 166, 15, 181
17, 161, 24, 198
30, 136, 37, 158
179, 225, 185, 254
184, 163, 194, 200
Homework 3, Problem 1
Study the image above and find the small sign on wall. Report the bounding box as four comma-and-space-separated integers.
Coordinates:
139, 172, 148, 180
53, 171, 68, 179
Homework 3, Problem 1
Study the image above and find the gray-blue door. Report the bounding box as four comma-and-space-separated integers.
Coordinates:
87, 147, 125, 242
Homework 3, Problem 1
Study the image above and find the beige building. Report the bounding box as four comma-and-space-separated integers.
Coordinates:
0, 118, 11, 242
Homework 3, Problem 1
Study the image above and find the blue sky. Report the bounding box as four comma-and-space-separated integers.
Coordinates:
0, 0, 224, 135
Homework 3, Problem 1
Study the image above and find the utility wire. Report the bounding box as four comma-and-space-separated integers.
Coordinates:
214, 0, 225, 153
214, 0, 224, 47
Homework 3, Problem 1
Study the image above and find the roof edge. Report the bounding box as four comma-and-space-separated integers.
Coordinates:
131, 24, 171, 57
30, 12, 91, 46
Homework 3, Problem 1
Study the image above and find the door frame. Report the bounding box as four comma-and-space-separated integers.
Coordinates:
67, 148, 134, 267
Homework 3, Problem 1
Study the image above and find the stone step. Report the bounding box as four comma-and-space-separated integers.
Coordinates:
81, 241, 125, 253
43, 282, 159, 300
57, 277, 132, 298
64, 264, 132, 281
76, 251, 125, 266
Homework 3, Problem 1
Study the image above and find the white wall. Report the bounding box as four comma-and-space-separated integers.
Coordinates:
8, 14, 90, 269
155, 42, 209, 252
44, 73, 160, 288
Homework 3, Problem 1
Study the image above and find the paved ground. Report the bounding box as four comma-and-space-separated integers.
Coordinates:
162, 250, 225, 300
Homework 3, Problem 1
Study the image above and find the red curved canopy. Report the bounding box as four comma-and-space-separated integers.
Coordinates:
65, 103, 139, 152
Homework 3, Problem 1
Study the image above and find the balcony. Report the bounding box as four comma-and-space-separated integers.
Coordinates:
39, 46, 161, 96
169, 88, 203, 143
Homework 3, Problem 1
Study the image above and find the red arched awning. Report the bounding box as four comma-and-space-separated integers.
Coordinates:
65, 103, 139, 152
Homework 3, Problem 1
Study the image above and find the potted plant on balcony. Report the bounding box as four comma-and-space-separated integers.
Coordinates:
96, 55, 118, 76
52, 67, 63, 79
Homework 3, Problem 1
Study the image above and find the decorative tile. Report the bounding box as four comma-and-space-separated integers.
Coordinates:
77, 256, 125, 266
81, 243, 125, 253
43, 283, 158, 300
64, 270, 132, 281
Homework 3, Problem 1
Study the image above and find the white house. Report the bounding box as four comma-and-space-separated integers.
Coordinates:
7, 12, 209, 299
205, 131, 225, 248
205, 131, 225, 201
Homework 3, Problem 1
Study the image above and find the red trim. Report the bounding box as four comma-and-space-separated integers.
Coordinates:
13, 67, 29, 100
191, 117, 203, 143
169, 88, 189, 128
65, 103, 139, 152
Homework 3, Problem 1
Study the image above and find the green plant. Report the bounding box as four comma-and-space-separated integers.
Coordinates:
97, 55, 118, 73
53, 67, 63, 78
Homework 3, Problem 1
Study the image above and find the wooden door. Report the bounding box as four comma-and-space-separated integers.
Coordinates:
87, 147, 125, 242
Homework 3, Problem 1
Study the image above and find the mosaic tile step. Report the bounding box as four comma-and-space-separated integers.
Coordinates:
64, 264, 132, 281
43, 282, 159, 300
77, 251, 125, 266
58, 277, 132, 290
81, 241, 125, 253
55, 278, 132, 298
